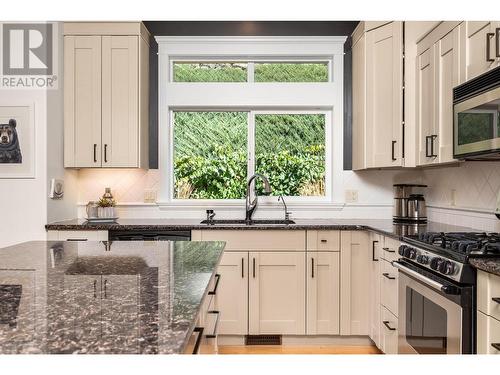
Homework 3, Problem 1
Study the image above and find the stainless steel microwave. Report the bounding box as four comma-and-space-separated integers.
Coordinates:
453, 66, 500, 160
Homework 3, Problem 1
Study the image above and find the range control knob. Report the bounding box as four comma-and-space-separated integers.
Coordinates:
430, 257, 443, 271
405, 247, 417, 260
416, 254, 429, 265
403, 246, 412, 258
439, 261, 455, 275
398, 245, 406, 256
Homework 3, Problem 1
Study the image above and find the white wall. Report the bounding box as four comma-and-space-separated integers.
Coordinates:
0, 22, 77, 247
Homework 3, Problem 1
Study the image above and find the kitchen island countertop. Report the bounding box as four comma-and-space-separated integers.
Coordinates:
0, 240, 225, 354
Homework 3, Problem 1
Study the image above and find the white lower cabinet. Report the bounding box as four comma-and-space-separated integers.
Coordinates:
249, 252, 306, 335
307, 251, 340, 335
47, 230, 108, 241
369, 233, 382, 348
215, 251, 249, 335
477, 311, 500, 354
380, 259, 398, 317
477, 270, 500, 354
380, 306, 398, 354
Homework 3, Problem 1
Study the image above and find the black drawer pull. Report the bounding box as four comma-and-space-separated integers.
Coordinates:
320, 239, 327, 243
241, 258, 244, 278
311, 257, 315, 278
253, 258, 256, 278
492, 297, 500, 304
205, 310, 220, 339
208, 274, 220, 296
487, 32, 495, 62
383, 247, 395, 253
93, 144, 97, 163
372, 240, 379, 262
192, 327, 204, 354
67, 239, 88, 241
383, 273, 396, 280
383, 321, 396, 331
491, 343, 500, 351
104, 144, 108, 163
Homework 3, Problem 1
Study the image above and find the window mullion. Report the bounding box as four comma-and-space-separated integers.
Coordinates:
247, 62, 255, 83
247, 111, 255, 181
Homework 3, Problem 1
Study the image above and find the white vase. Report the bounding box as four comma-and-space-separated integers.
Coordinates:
98, 207, 115, 218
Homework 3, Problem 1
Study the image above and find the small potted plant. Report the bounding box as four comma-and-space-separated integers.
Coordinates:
97, 196, 116, 218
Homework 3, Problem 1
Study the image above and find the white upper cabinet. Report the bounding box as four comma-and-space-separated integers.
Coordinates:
352, 22, 404, 170
461, 21, 500, 80
365, 22, 404, 168
417, 22, 464, 166
64, 23, 149, 168
64, 36, 102, 167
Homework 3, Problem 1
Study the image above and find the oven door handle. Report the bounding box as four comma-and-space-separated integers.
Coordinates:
392, 261, 460, 295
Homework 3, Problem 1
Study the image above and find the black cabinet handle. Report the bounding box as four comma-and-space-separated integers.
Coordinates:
311, 258, 315, 278
383, 321, 396, 331
320, 239, 327, 243
104, 144, 108, 163
391, 140, 397, 161
205, 311, 220, 339
425, 136, 431, 157
241, 258, 244, 278
93, 144, 97, 163
253, 258, 256, 278
208, 274, 220, 296
496, 28, 500, 57
383, 273, 396, 280
383, 247, 395, 253
372, 240, 379, 262
103, 279, 108, 299
67, 238, 87, 241
192, 327, 204, 354
492, 297, 500, 304
492, 343, 500, 351
487, 32, 495, 62
93, 280, 97, 299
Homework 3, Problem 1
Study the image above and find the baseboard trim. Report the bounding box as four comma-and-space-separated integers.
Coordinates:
218, 335, 373, 346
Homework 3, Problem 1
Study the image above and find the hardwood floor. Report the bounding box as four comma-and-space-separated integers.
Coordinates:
218, 345, 382, 354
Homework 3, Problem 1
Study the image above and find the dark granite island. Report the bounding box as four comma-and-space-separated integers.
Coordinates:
0, 240, 225, 354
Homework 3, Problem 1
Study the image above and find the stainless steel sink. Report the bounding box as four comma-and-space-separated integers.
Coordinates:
200, 219, 295, 225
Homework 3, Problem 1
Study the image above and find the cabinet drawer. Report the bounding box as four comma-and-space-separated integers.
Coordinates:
307, 230, 340, 251
380, 259, 398, 317
380, 305, 398, 354
478, 270, 500, 321
477, 310, 500, 354
381, 237, 399, 263
48, 230, 108, 241
197, 230, 306, 251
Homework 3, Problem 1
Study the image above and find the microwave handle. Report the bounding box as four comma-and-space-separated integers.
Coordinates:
487, 32, 495, 62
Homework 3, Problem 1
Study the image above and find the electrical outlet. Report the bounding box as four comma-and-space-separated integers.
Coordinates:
450, 189, 456, 206
144, 189, 157, 203
345, 189, 359, 203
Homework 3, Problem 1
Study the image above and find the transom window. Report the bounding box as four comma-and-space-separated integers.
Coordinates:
157, 36, 345, 205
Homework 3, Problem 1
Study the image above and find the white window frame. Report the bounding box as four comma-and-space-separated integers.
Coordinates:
156, 36, 346, 209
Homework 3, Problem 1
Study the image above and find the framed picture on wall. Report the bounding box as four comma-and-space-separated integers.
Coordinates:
0, 104, 35, 179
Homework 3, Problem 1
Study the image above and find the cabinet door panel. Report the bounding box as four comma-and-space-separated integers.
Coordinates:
417, 47, 436, 165
307, 252, 340, 335
366, 22, 403, 167
215, 252, 248, 335
64, 36, 102, 167
380, 259, 398, 317
380, 305, 398, 354
102, 36, 139, 167
369, 233, 382, 347
249, 252, 305, 335
352, 33, 366, 170
436, 28, 460, 164
463, 21, 496, 80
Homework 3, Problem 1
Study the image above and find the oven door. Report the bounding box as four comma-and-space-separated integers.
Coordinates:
454, 85, 500, 159
394, 261, 467, 354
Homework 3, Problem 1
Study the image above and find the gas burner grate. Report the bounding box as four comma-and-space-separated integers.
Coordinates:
417, 232, 500, 256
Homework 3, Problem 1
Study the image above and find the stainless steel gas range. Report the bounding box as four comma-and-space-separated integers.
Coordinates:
395, 232, 500, 354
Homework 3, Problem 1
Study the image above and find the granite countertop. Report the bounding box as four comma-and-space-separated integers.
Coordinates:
45, 218, 480, 242
469, 258, 500, 277
0, 240, 225, 354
